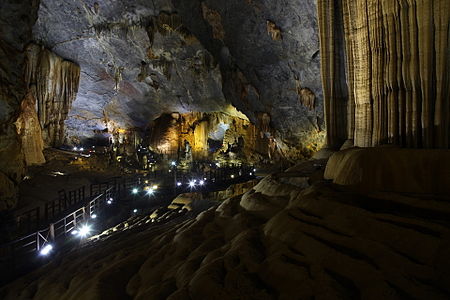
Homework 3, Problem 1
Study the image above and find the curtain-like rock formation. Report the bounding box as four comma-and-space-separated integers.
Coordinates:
319, 0, 449, 149
25, 44, 80, 147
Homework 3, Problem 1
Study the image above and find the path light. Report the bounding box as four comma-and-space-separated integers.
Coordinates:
253, 168, 256, 172
80, 147, 84, 151
189, 181, 196, 188
231, 174, 235, 179
249, 172, 253, 176
91, 214, 97, 219
177, 182, 182, 186
107, 199, 112, 205
132, 188, 139, 194
39, 244, 53, 256
133, 209, 138, 213
78, 224, 92, 238
73, 147, 78, 151
199, 180, 205, 186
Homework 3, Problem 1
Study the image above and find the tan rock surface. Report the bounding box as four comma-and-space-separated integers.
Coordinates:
319, 0, 450, 148
325, 147, 450, 194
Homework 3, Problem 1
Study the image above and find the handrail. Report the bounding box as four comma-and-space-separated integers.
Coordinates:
0, 165, 255, 281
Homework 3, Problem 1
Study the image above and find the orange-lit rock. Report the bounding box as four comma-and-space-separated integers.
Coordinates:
15, 89, 45, 166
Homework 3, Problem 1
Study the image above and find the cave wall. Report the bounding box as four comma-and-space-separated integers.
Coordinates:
25, 43, 80, 147
319, 0, 450, 149
156, 0, 327, 157
0, 0, 40, 210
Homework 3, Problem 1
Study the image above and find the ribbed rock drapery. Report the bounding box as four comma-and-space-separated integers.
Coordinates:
25, 44, 80, 147
319, 0, 449, 148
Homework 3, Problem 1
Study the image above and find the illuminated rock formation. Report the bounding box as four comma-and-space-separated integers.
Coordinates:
319, 0, 450, 149
25, 44, 80, 147
147, 111, 275, 163
14, 89, 46, 166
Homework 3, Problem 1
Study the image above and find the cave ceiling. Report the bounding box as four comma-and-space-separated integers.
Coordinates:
32, 0, 324, 147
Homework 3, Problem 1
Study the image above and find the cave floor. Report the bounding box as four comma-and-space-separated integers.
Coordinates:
3, 157, 449, 299
16, 149, 123, 215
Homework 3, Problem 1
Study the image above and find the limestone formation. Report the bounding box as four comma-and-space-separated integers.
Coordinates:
25, 44, 80, 147
319, 0, 450, 149
0, 0, 40, 209
147, 111, 274, 162
266, 20, 282, 41
325, 147, 450, 195
14, 89, 46, 166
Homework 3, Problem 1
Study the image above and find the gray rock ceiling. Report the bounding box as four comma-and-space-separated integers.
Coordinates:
33, 0, 323, 147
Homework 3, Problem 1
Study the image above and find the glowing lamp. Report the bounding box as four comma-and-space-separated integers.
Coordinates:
73, 147, 78, 151
91, 214, 97, 219
230, 174, 235, 179
107, 199, 112, 205
80, 147, 84, 151
78, 224, 91, 237
171, 161, 177, 166
133, 209, 138, 213
189, 181, 196, 188
177, 182, 182, 186
132, 188, 139, 194
39, 244, 53, 256
199, 180, 205, 185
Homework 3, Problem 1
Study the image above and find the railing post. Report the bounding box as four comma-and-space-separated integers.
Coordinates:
49, 223, 55, 242
36, 232, 40, 251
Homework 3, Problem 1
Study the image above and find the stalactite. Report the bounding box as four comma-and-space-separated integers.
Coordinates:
25, 44, 80, 147
319, 0, 449, 148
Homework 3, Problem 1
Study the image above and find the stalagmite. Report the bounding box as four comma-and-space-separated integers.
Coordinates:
14, 89, 46, 166
319, 0, 450, 149
25, 44, 80, 147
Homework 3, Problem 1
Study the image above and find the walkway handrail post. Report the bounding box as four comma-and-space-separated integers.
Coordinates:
49, 223, 55, 242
